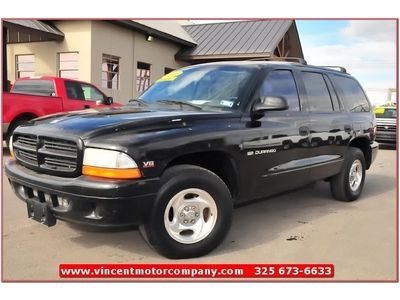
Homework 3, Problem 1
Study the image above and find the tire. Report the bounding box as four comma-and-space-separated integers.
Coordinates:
330, 147, 366, 202
6, 119, 29, 148
144, 164, 233, 259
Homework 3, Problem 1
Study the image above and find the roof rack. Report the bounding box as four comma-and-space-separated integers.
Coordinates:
248, 57, 307, 65
318, 66, 347, 73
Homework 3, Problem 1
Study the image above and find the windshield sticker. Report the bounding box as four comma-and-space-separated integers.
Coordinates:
220, 100, 235, 107
156, 70, 183, 82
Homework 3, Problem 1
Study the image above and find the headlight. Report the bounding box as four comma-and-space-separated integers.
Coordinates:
82, 148, 141, 179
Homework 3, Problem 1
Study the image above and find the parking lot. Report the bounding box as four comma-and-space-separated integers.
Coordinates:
2, 146, 397, 281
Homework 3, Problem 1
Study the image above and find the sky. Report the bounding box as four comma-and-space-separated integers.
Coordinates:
296, 20, 396, 104
193, 19, 397, 104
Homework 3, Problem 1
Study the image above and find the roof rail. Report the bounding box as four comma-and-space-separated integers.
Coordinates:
248, 57, 307, 65
318, 66, 347, 73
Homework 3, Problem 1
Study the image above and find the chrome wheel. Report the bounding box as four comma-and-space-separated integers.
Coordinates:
164, 188, 218, 244
349, 159, 363, 192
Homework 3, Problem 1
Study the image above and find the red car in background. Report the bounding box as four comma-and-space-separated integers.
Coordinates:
2, 76, 122, 144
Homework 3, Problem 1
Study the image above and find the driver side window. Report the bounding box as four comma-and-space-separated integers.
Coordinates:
260, 70, 300, 111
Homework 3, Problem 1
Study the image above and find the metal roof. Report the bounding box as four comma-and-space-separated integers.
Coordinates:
3, 20, 64, 43
179, 20, 293, 60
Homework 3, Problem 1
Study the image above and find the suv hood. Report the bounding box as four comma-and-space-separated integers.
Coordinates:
15, 106, 239, 140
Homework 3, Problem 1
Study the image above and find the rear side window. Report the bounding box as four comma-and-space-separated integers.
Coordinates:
302, 72, 333, 112
331, 75, 370, 112
260, 70, 300, 111
11, 80, 55, 96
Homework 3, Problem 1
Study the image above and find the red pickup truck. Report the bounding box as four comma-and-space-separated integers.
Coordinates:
3, 76, 122, 144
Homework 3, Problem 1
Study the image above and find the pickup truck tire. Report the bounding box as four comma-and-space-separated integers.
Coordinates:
145, 164, 233, 259
6, 119, 27, 147
330, 147, 366, 202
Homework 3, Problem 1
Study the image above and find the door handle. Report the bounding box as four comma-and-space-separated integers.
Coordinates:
344, 125, 352, 133
83, 105, 90, 109
299, 126, 310, 136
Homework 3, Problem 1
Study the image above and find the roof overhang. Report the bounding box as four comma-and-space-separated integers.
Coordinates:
3, 20, 64, 43
109, 20, 197, 47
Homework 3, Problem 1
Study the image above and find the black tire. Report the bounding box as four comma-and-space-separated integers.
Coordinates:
330, 147, 366, 202
144, 164, 233, 259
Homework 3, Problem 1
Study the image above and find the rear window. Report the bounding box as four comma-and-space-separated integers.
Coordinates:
375, 107, 396, 118
11, 80, 55, 97
331, 75, 370, 112
302, 72, 333, 112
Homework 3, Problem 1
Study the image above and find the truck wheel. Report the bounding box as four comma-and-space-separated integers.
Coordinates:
330, 147, 366, 202
6, 120, 25, 148
144, 165, 233, 259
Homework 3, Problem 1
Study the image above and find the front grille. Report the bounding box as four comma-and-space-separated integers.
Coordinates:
13, 134, 80, 176
377, 125, 396, 132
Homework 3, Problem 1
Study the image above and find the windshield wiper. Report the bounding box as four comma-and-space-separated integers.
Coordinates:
156, 100, 203, 110
128, 98, 149, 106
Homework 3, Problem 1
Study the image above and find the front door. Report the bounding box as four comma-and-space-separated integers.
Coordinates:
63, 80, 107, 111
239, 69, 312, 201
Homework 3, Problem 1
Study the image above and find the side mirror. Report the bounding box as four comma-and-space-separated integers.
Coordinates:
254, 96, 288, 112
104, 96, 113, 105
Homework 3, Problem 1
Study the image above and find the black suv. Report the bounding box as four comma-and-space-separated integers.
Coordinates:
6, 61, 378, 259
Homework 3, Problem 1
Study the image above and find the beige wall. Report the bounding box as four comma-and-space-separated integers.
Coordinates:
90, 21, 188, 102
132, 31, 188, 99
7, 21, 92, 83
6, 20, 189, 103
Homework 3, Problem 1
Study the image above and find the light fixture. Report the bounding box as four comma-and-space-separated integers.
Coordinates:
146, 34, 153, 42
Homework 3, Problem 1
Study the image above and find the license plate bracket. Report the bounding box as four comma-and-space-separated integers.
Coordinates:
26, 198, 56, 227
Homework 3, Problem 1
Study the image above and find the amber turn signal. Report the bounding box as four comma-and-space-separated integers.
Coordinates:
82, 165, 142, 179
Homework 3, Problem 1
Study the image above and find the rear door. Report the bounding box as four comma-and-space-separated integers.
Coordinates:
239, 68, 312, 201
63, 80, 107, 111
300, 71, 352, 181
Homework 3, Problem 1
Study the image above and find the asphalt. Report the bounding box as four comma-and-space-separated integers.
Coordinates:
1, 145, 397, 281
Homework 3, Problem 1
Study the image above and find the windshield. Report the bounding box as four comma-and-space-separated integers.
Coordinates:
138, 65, 255, 110
375, 107, 396, 118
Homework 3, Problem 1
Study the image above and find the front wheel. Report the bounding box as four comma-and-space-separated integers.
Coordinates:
144, 165, 233, 259
330, 147, 366, 202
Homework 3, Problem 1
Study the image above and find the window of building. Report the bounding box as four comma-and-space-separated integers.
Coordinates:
331, 75, 370, 112
58, 52, 79, 79
260, 70, 300, 111
65, 81, 105, 101
302, 72, 333, 112
16, 54, 35, 78
164, 67, 175, 75
102, 54, 120, 89
137, 62, 151, 92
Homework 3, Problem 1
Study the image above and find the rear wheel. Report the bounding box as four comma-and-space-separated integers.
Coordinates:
144, 165, 233, 259
330, 147, 366, 202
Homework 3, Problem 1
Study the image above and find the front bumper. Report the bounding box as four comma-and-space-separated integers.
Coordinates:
370, 141, 379, 166
5, 160, 160, 227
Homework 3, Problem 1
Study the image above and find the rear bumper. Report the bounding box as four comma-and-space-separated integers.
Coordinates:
5, 159, 160, 227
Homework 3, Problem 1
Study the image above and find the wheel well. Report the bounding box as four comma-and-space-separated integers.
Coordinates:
165, 151, 239, 199
8, 113, 37, 134
349, 138, 372, 169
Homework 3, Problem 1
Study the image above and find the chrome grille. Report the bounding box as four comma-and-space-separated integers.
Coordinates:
377, 125, 396, 132
13, 134, 79, 176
